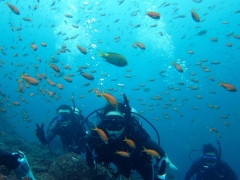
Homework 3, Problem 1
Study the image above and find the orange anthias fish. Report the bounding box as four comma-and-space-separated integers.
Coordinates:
123, 137, 136, 149
30, 43, 37, 51
12, 102, 20, 106
146, 12, 160, 19
219, 81, 237, 92
57, 84, 63, 90
94, 89, 117, 107
92, 127, 108, 144
40, 42, 47, 47
21, 75, 38, 85
142, 146, 160, 158
222, 122, 230, 127
0, 108, 7, 112
209, 128, 218, 133
36, 74, 42, 80
63, 76, 72, 83
7, 3, 20, 15
42, 73, 47, 79
80, 70, 94, 80
76, 45, 87, 54
115, 150, 130, 157
171, 62, 183, 73
135, 42, 146, 50
191, 9, 200, 22
49, 64, 60, 73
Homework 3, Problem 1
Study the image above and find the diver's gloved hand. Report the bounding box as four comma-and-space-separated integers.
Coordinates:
35, 123, 45, 142
157, 174, 166, 180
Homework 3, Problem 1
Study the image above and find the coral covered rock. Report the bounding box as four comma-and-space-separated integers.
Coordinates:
49, 152, 112, 180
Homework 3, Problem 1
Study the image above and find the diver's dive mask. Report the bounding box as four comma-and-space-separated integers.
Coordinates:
57, 109, 72, 127
104, 111, 126, 138
203, 155, 217, 168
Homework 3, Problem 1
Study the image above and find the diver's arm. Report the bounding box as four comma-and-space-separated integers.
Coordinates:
185, 161, 199, 180
42, 129, 57, 145
220, 161, 238, 180
35, 124, 57, 145
35, 123, 56, 145
229, 169, 238, 180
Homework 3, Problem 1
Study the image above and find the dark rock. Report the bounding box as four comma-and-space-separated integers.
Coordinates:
49, 152, 89, 180
49, 152, 112, 180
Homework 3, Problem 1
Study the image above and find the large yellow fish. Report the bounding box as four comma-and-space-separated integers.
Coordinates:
97, 51, 128, 67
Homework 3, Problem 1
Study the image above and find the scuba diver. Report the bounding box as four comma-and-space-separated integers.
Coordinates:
185, 142, 238, 180
0, 149, 35, 180
35, 104, 92, 154
85, 94, 177, 180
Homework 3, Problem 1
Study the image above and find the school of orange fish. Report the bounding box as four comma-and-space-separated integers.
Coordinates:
0, 1, 239, 141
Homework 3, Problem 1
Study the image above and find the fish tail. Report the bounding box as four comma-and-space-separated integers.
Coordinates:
91, 126, 97, 131
79, 68, 82, 74
94, 89, 102, 97
6, 2, 11, 6
218, 80, 223, 86
141, 146, 146, 152
97, 50, 103, 57
19, 73, 24, 79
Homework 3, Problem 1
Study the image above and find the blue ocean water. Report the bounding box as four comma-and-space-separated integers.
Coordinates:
0, 0, 239, 179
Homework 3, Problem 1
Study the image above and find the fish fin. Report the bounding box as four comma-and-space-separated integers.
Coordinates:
218, 80, 223, 86
18, 73, 24, 79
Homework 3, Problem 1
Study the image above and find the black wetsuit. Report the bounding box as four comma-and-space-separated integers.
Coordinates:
86, 119, 166, 180
0, 149, 19, 170
40, 119, 89, 154
185, 157, 238, 180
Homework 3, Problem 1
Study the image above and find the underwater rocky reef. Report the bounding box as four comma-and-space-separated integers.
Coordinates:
0, 121, 113, 180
